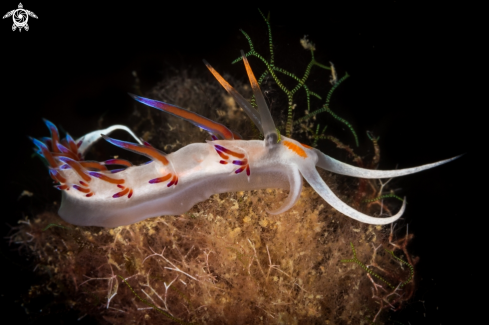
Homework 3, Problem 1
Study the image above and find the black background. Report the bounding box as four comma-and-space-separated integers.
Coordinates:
1, 1, 481, 324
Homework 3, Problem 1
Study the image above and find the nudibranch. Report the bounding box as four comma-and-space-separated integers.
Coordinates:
31, 51, 458, 228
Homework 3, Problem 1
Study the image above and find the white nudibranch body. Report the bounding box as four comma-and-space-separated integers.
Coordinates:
32, 53, 458, 227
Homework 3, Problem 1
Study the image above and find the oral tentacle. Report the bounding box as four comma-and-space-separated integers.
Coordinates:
315, 148, 461, 179
300, 164, 406, 225
267, 167, 303, 215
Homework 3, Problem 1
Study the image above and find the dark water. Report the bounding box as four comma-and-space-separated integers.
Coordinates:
2, 2, 478, 324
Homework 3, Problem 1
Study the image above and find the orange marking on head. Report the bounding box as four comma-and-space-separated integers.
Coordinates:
283, 141, 308, 158
86, 192, 94, 197
300, 142, 313, 149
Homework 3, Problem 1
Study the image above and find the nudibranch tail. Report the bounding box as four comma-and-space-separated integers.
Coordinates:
267, 167, 303, 215
129, 94, 241, 140
76, 125, 143, 157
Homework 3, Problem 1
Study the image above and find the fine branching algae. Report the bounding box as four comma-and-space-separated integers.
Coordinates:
233, 9, 358, 146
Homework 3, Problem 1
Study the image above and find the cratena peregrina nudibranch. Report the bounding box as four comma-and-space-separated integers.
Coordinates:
31, 51, 459, 227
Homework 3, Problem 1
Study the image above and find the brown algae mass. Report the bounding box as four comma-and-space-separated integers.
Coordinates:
13, 177, 416, 324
